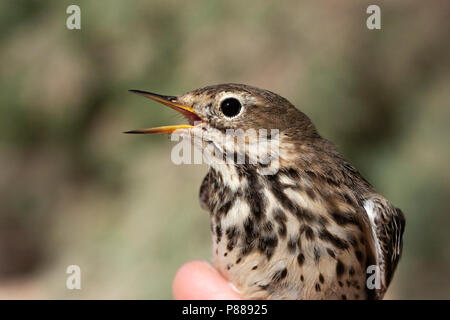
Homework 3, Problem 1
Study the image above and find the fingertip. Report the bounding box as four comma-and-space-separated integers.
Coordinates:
173, 260, 208, 299
173, 260, 242, 300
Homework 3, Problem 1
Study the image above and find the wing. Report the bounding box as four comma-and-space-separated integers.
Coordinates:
363, 195, 406, 299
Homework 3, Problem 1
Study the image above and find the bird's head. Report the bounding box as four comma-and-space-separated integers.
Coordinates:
126, 83, 319, 168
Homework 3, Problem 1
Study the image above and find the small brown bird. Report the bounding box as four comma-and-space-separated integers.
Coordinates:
126, 83, 405, 300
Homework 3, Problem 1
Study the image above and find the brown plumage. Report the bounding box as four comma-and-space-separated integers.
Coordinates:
127, 83, 406, 300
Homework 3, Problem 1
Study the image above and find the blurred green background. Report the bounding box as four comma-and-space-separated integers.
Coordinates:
0, 0, 449, 299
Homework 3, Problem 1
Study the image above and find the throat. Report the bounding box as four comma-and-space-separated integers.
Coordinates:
212, 163, 245, 192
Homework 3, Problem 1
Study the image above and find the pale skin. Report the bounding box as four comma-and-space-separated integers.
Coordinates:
173, 260, 242, 300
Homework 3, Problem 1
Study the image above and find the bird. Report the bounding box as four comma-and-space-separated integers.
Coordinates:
125, 83, 406, 300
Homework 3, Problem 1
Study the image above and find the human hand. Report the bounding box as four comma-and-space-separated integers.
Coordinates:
173, 260, 242, 300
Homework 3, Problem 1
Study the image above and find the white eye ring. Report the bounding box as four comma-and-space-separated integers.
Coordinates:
218, 95, 244, 118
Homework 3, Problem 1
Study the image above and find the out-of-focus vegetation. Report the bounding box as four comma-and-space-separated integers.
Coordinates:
0, 0, 449, 299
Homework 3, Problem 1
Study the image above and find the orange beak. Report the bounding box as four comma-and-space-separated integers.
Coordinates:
124, 90, 202, 134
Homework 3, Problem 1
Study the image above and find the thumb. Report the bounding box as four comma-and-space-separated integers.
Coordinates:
173, 260, 242, 300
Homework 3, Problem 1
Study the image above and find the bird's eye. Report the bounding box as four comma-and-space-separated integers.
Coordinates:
220, 98, 242, 118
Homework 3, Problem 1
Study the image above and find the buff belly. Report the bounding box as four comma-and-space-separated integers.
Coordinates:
212, 231, 368, 300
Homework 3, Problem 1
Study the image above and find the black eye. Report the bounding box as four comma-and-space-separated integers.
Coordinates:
220, 98, 242, 118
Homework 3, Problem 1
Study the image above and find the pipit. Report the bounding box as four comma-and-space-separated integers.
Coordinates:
126, 83, 405, 300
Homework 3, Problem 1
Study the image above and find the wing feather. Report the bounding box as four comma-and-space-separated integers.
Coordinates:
363, 196, 406, 298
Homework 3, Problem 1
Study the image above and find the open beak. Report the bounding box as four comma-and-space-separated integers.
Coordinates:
125, 90, 203, 134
